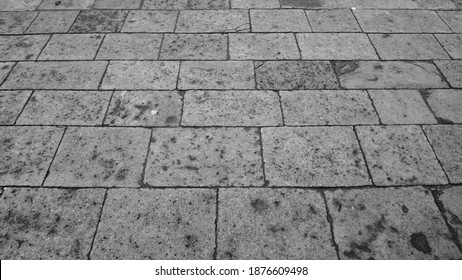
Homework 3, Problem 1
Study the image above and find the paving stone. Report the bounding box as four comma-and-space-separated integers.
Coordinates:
281, 90, 379, 125
262, 127, 370, 187
91, 189, 216, 259
16, 90, 112, 125
356, 125, 447, 186
178, 61, 254, 90
334, 61, 448, 89
94, 0, 142, 9
38, 34, 103, 60
96, 34, 162, 60
229, 33, 300, 60
0, 62, 14, 84
182, 90, 282, 126
250, 10, 310, 32
143, 0, 229, 9
423, 125, 462, 184
0, 126, 64, 186
424, 89, 462, 124
369, 90, 436, 124
326, 187, 461, 260
159, 34, 227, 60
297, 33, 377, 60
305, 9, 361, 32
1, 61, 108, 90
69, 10, 128, 33
435, 60, 462, 88
25, 11, 79, 34
369, 34, 450, 60
255, 61, 339, 90
231, 0, 280, 8
439, 11, 462, 33
282, 0, 419, 8
145, 128, 263, 187
439, 187, 462, 244
45, 127, 150, 188
104, 90, 182, 127
101, 61, 179, 90
415, 0, 456, 9
0, 188, 105, 259
0, 0, 42, 11
0, 90, 31, 124
435, 34, 462, 59
0, 12, 37, 34
121, 11, 177, 32
218, 188, 337, 260
454, 0, 462, 9
38, 0, 95, 9
0, 35, 48, 61
176, 10, 249, 33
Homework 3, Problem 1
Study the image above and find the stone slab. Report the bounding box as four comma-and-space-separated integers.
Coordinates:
231, 0, 280, 8
229, 33, 300, 60
0, 11, 37, 34
176, 10, 249, 33
439, 187, 462, 245
425, 89, 462, 124
435, 60, 462, 88
306, 9, 360, 32
160, 34, 227, 60
0, 35, 49, 61
415, 0, 456, 9
38, 34, 103, 60
438, 11, 462, 33
0, 62, 15, 84
250, 9, 310, 32
435, 34, 462, 59
0, 90, 32, 124
143, 0, 229, 9
69, 10, 128, 33
121, 11, 177, 32
38, 0, 95, 9
0, 0, 41, 11
282, 0, 419, 8
25, 11, 79, 33
94, 0, 142, 9
96, 34, 162, 60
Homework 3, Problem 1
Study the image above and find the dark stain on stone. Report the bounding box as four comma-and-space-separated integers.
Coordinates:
367, 77, 379, 82
410, 232, 432, 254
1, 65, 10, 70
333, 61, 359, 75
115, 168, 129, 181
55, 1, 62, 6
435, 117, 454, 125
282, 0, 324, 8
251, 198, 268, 212
184, 234, 198, 248
70, 239, 81, 258
382, 34, 391, 38
165, 116, 178, 124
402, 205, 409, 214
309, 205, 317, 214
448, 211, 462, 226
269, 225, 286, 233
351, 242, 372, 253
133, 103, 150, 120
333, 198, 342, 212
373, 64, 384, 70
344, 250, 361, 259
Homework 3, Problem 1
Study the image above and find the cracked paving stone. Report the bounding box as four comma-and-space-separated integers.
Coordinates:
281, 90, 379, 125
439, 187, 462, 245
250, 10, 310, 32
438, 11, 462, 33
435, 60, 462, 88
0, 126, 64, 186
160, 34, 227, 60
145, 128, 263, 187
356, 125, 447, 186
231, 0, 280, 8
182, 90, 282, 126
424, 89, 462, 124
94, 0, 142, 9
306, 9, 360, 32
0, 0, 42, 11
38, 0, 95, 9
104, 90, 182, 127
69, 10, 128, 33
326, 187, 461, 260
0, 90, 32, 124
229, 33, 300, 60
25, 11, 79, 34
121, 11, 177, 33
143, 0, 229, 9
218, 188, 337, 260
0, 35, 49, 61
44, 127, 150, 188
0, 62, 14, 84
176, 10, 249, 33
435, 34, 462, 59
16, 90, 112, 126
0, 12, 37, 34
38, 34, 103, 61
96, 34, 162, 60
0, 188, 105, 259
91, 189, 215, 259
262, 127, 370, 187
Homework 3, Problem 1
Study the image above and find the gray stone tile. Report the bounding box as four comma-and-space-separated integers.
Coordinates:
306, 9, 360, 32
231, 0, 280, 8
435, 34, 462, 59
25, 11, 79, 33
281, 0, 327, 8
145, 128, 263, 187
415, 0, 456, 9
96, 34, 162, 60
0, 12, 38, 34
439, 187, 462, 245
262, 127, 370, 187
326, 187, 461, 260
182, 90, 282, 126
104, 90, 182, 127
369, 90, 436, 125
250, 10, 310, 32
281, 90, 379, 125
38, 34, 103, 61
230, 33, 299, 60
38, 0, 95, 9
179, 61, 254, 90
16, 90, 112, 125
94, 0, 142, 9
69, 10, 128, 33
297, 33, 377, 60
218, 188, 337, 260
91, 189, 216, 259
0, 188, 105, 259
176, 10, 249, 33
0, 90, 31, 124
160, 34, 227, 60
255, 61, 339, 90
356, 125, 447, 186
1, 61, 108, 90
454, 0, 462, 9
45, 127, 150, 188
334, 61, 448, 89
438, 11, 462, 33
0, 126, 64, 186
435, 60, 462, 88
282, 0, 419, 8
101, 61, 179, 90
143, 0, 229, 9
121, 11, 177, 32
0, 35, 49, 61
0, 0, 42, 11
0, 62, 15, 84
424, 89, 462, 124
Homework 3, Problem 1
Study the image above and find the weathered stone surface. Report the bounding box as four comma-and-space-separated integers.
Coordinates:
91, 189, 216, 259
230, 33, 300, 60
25, 11, 79, 33
218, 188, 337, 260
0, 90, 31, 124
424, 89, 462, 124
438, 11, 462, 33
282, 0, 419, 8
0, 12, 37, 34
326, 187, 461, 260
0, 35, 49, 61
306, 9, 360, 32
435, 60, 462, 88
262, 127, 370, 187
0, 126, 64, 186
145, 128, 263, 186
94, 0, 142, 9
415, 0, 456, 9
104, 91, 182, 127
160, 34, 227, 60
439, 187, 462, 245
143, 0, 229, 9
182, 90, 282, 126
281, 90, 379, 125
16, 90, 112, 125
0, 0, 41, 11
96, 34, 162, 60
69, 10, 128, 33
39, 34, 103, 60
435, 34, 462, 59
121, 11, 177, 32
356, 126, 447, 186
250, 9, 310, 32
39, 0, 95, 9
231, 0, 280, 8
45, 127, 150, 188
0, 62, 14, 84
176, 10, 249, 33
0, 188, 105, 259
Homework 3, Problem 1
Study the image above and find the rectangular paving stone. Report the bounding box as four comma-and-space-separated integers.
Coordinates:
25, 11, 79, 33
305, 9, 361, 32
0, 188, 105, 259
255, 61, 339, 90
262, 127, 371, 187
1, 61, 108, 90
438, 11, 462, 33
297, 33, 377, 60
423, 89, 462, 124
0, 90, 32, 124
38, 0, 95, 9
231, 0, 280, 8
435, 60, 462, 88
178, 61, 255, 90
356, 125, 447, 186
94, 0, 142, 9
282, 0, 419, 8
0, 35, 49, 61
16, 90, 112, 125
333, 61, 448, 89
176, 10, 249, 33
159, 34, 227, 60
0, 0, 42, 11
326, 187, 461, 260
101, 61, 179, 90
91, 189, 216, 259
435, 34, 462, 59
439, 187, 462, 245
38, 34, 103, 60
44, 127, 151, 188
250, 10, 310, 32
69, 10, 128, 33
143, 0, 229, 9
0, 62, 15, 84
281, 90, 379, 125
145, 128, 264, 187
0, 12, 37, 34
121, 11, 177, 32
218, 188, 337, 260
96, 34, 162, 60
229, 33, 300, 60
0, 126, 64, 186
182, 90, 283, 126
104, 90, 182, 127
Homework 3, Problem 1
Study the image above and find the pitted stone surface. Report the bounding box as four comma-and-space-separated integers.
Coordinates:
438, 11, 462, 33
425, 89, 462, 124
38, 0, 95, 9
69, 10, 128, 33
96, 34, 162, 60
38, 34, 103, 60
121, 11, 177, 32
0, 90, 31, 124
229, 33, 300, 60
0, 35, 49, 61
306, 9, 360, 32
231, 0, 280, 8
435, 60, 462, 88
0, 12, 37, 34
160, 34, 227, 60
0, 0, 42, 11
0, 62, 14, 84
176, 10, 249, 33
94, 0, 142, 9
143, 0, 229, 9
25, 11, 79, 34
439, 187, 462, 245
250, 10, 310, 32
435, 34, 462, 59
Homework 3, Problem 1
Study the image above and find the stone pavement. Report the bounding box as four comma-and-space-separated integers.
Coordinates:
0, 0, 461, 260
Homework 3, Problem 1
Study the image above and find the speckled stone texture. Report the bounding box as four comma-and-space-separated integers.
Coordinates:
439, 187, 462, 246
160, 34, 227, 60
25, 11, 79, 33
0, 90, 31, 124
0, 35, 49, 61
97, 34, 162, 60
229, 33, 300, 60
306, 9, 360, 32
121, 11, 177, 32
38, 34, 103, 60
143, 0, 229, 9
176, 10, 249, 33
0, 63, 15, 84
69, 10, 128, 33
38, 0, 95, 9
0, 12, 37, 34
250, 10, 310, 32
0, 0, 42, 11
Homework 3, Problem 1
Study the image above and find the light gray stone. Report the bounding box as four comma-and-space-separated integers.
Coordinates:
230, 33, 300, 60
143, 0, 229, 9
435, 34, 462, 59
159, 34, 227, 60
25, 11, 79, 33
38, 34, 103, 60
69, 10, 128, 33
38, 0, 95, 9
438, 11, 462, 33
415, 0, 456, 9
306, 9, 360, 32
176, 10, 249, 33
121, 11, 178, 32
425, 89, 462, 124
282, 0, 419, 8
439, 187, 462, 245
0, 62, 15, 84
96, 34, 162, 60
0, 11, 37, 34
0, 35, 49, 61
231, 0, 280, 8
94, 0, 142, 9
435, 60, 462, 88
0, 0, 42, 11
0, 90, 32, 124
250, 9, 310, 32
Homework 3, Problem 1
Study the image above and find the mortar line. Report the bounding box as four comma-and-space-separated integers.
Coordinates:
321, 191, 341, 260
35, 0, 47, 11
0, 61, 17, 89
365, 33, 382, 60
365, 90, 383, 124
350, 8, 364, 33
258, 128, 268, 187
97, 61, 110, 90
93, 33, 106, 60
276, 90, 286, 126
353, 125, 376, 187
420, 125, 451, 183
432, 60, 454, 89
433, 34, 455, 60
435, 11, 456, 33
88, 188, 108, 260
40, 126, 67, 187
248, 9, 252, 32
173, 10, 181, 33
226, 34, 230, 60
303, 10, 314, 32
67, 10, 82, 34
293, 32, 303, 59
13, 89, 35, 125
213, 188, 220, 260
23, 10, 41, 33
101, 90, 115, 126
138, 129, 153, 187
34, 33, 53, 61
156, 33, 165, 60
417, 88, 451, 123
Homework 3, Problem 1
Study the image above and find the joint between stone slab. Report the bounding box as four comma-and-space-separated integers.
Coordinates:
101, 90, 115, 126
435, 11, 456, 33
173, 10, 181, 33
157, 33, 165, 60
420, 125, 452, 184
97, 60, 110, 90
93, 33, 107, 61
293, 33, 303, 60
303, 10, 314, 32
433, 35, 456, 60
365, 33, 383, 60
137, 129, 153, 188
23, 10, 41, 33
0, 61, 17, 89
13, 89, 35, 125
365, 90, 383, 125
432, 60, 455, 90
417, 88, 451, 124
352, 126, 376, 187
321, 191, 340, 260
87, 188, 108, 260
275, 90, 286, 126
40, 126, 67, 187
213, 188, 219, 260
257, 128, 268, 187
